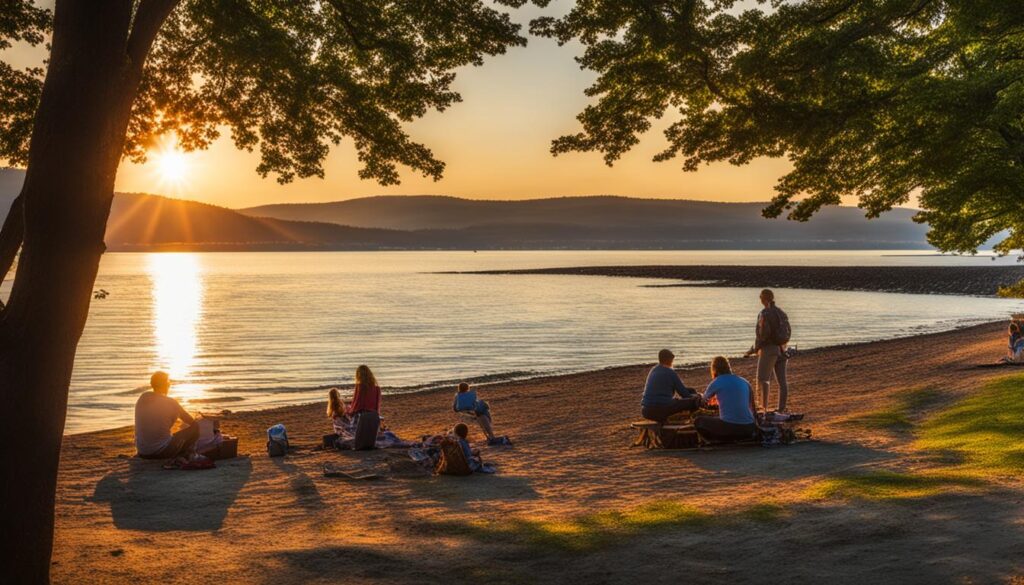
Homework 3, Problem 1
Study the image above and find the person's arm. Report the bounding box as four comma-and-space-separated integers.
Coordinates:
672, 371, 693, 397
347, 385, 362, 415
177, 402, 195, 426
747, 311, 770, 356
703, 381, 718, 403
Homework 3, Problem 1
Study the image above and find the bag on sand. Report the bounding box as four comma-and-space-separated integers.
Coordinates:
771, 306, 792, 346
435, 437, 473, 476
266, 424, 289, 457
352, 412, 380, 451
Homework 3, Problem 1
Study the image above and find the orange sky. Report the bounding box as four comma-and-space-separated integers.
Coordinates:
4, 1, 803, 210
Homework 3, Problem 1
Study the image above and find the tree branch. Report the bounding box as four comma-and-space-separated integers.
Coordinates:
0, 193, 24, 311
126, 0, 179, 66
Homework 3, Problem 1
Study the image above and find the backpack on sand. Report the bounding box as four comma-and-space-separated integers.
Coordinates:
771, 306, 792, 346
435, 437, 473, 476
266, 424, 289, 457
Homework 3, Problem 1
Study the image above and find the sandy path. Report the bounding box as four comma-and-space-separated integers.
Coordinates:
52, 321, 1024, 584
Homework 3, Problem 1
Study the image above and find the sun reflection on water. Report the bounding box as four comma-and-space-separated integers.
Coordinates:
148, 253, 204, 400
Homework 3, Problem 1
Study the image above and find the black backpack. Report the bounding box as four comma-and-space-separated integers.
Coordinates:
771, 306, 792, 346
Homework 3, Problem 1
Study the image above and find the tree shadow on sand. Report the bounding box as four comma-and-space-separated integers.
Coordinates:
91, 456, 252, 531
261, 545, 531, 585
671, 440, 897, 480
293, 490, 1024, 585
271, 455, 325, 512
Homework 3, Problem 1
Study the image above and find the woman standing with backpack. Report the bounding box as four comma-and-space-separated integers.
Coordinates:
744, 289, 791, 413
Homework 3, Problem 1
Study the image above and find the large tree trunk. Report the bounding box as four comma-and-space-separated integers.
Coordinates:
0, 1, 146, 582
0, 193, 24, 297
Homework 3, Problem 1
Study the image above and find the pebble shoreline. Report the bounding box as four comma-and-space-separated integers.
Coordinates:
465, 265, 1024, 296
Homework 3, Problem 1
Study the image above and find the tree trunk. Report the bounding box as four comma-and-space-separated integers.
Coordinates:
0, 192, 24, 297
0, 1, 144, 582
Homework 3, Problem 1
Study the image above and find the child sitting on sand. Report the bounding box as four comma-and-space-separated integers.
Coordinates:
452, 382, 496, 441
327, 387, 353, 435
452, 423, 483, 472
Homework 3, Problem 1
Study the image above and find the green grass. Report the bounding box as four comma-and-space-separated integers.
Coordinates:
436, 500, 786, 553
805, 470, 983, 502
845, 387, 942, 432
915, 374, 1024, 476
812, 374, 1024, 500
447, 501, 712, 552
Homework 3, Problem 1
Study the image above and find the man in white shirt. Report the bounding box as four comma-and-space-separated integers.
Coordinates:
134, 371, 198, 459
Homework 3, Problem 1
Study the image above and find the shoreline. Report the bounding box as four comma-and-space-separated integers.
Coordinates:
457, 264, 1024, 296
65, 318, 1013, 438
53, 318, 1024, 584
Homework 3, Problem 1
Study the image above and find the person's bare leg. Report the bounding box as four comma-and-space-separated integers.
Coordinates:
477, 415, 495, 440
775, 357, 789, 412
756, 349, 777, 412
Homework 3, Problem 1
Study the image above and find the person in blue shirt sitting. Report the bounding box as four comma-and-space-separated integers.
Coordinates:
695, 356, 757, 443
640, 349, 700, 423
453, 382, 496, 441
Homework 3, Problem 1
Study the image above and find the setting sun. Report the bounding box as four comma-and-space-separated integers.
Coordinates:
153, 148, 190, 188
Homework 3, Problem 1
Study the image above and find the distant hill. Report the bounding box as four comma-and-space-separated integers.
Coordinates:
0, 168, 940, 250
241, 195, 932, 249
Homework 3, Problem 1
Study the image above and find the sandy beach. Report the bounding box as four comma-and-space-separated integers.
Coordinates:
53, 321, 1024, 584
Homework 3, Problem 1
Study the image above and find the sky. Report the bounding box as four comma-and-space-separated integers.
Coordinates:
3, 0, 799, 209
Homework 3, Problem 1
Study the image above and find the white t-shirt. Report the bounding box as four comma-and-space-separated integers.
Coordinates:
134, 392, 187, 456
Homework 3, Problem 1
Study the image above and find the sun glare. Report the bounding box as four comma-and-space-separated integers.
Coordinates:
156, 149, 189, 184
149, 253, 205, 400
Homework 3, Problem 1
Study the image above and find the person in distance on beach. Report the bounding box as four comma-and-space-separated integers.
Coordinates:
744, 289, 791, 413
640, 349, 701, 423
453, 382, 496, 441
134, 371, 199, 461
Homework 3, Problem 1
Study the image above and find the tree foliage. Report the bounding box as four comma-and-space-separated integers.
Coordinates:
0, 0, 533, 185
0, 0, 50, 165
534, 0, 1024, 255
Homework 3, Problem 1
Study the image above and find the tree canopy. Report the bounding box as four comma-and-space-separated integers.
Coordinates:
0, 0, 535, 185
533, 0, 1024, 255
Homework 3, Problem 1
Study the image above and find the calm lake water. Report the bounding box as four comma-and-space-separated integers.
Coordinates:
5, 250, 1020, 434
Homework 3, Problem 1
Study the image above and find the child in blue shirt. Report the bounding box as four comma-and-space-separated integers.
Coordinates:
452, 382, 496, 441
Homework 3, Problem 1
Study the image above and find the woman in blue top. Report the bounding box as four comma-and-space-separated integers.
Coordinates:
453, 382, 496, 440
694, 356, 757, 443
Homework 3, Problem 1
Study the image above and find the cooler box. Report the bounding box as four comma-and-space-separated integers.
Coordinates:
201, 437, 238, 460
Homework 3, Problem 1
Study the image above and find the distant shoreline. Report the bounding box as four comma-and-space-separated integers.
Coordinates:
456, 264, 1024, 297
65, 318, 1014, 437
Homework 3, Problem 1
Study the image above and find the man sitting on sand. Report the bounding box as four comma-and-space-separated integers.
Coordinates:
134, 371, 199, 460
694, 356, 757, 444
640, 349, 700, 423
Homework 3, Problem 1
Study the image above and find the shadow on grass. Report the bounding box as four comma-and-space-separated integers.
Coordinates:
842, 387, 944, 432
804, 470, 985, 501
915, 374, 1024, 476
808, 374, 1024, 502
265, 545, 533, 585
414, 500, 786, 553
